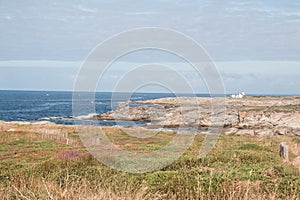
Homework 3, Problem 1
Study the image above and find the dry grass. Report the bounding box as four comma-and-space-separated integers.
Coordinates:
0, 127, 299, 200
1, 175, 298, 200
1, 175, 149, 200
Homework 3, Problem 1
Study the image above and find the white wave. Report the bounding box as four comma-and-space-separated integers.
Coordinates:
5, 121, 54, 125
40, 117, 51, 120
41, 116, 63, 120
41, 114, 98, 121
74, 113, 98, 120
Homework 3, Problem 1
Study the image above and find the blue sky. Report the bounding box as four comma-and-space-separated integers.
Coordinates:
0, 0, 300, 94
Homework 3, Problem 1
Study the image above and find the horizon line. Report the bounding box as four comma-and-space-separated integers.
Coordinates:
0, 89, 299, 96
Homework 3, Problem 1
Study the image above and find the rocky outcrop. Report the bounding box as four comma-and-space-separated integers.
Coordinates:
97, 96, 300, 136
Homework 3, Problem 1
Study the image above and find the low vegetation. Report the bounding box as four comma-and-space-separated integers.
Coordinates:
0, 128, 299, 199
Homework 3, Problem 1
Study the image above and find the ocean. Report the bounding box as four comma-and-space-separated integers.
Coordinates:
0, 90, 206, 126
2, 90, 296, 127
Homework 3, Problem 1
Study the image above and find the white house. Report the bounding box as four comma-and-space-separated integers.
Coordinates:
230, 91, 245, 98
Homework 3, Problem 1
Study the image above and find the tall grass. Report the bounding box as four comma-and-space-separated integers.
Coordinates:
1, 169, 298, 199
0, 130, 299, 199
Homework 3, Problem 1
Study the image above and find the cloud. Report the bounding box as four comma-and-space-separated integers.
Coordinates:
124, 11, 156, 16
76, 5, 98, 13
0, 1, 299, 93
1, 0, 300, 61
217, 61, 300, 94
2, 15, 13, 20
0, 60, 81, 68
0, 60, 298, 94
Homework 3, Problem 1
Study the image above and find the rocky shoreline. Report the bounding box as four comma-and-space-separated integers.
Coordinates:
95, 96, 300, 136
0, 96, 299, 137
1, 96, 299, 170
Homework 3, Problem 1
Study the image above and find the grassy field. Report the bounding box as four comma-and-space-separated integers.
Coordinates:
0, 127, 299, 199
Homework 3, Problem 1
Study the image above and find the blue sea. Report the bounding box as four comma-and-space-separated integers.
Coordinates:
1, 90, 295, 126
0, 90, 210, 126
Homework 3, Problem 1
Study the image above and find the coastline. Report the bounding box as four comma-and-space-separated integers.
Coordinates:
1, 96, 300, 198
1, 95, 299, 136
1, 95, 299, 167
96, 96, 300, 136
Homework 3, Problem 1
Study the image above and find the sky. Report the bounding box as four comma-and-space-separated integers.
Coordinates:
0, 0, 300, 94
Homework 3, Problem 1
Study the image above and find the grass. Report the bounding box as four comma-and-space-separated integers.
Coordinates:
0, 128, 299, 199
292, 137, 300, 144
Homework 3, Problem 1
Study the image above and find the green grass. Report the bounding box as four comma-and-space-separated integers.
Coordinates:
0, 129, 299, 199
292, 137, 300, 144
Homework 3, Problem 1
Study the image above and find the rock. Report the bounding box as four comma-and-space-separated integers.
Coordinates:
223, 128, 238, 135
275, 127, 286, 135
33, 121, 55, 125
279, 142, 289, 161
254, 129, 274, 136
238, 123, 250, 129
294, 131, 300, 136
235, 129, 255, 136
92, 96, 300, 136
27, 118, 38, 121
